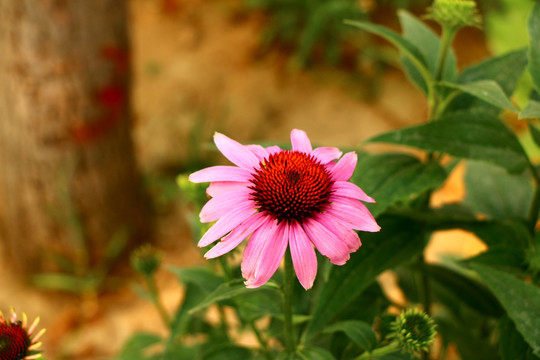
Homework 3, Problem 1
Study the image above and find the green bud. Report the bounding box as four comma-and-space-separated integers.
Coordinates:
176, 173, 208, 207
388, 308, 437, 354
425, 0, 482, 31
131, 244, 162, 277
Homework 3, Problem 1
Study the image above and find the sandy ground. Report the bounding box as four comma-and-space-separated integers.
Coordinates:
0, 0, 490, 358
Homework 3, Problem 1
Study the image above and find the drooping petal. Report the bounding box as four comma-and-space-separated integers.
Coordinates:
302, 217, 350, 265
328, 196, 381, 232
189, 166, 252, 183
207, 181, 252, 197
315, 213, 361, 252
200, 190, 252, 223
214, 132, 260, 169
204, 212, 269, 258
199, 202, 257, 247
332, 181, 375, 203
311, 147, 343, 164
291, 129, 312, 153
242, 219, 289, 288
330, 152, 357, 181
289, 222, 317, 290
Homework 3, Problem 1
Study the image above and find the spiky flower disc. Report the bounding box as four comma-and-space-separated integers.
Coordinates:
425, 0, 481, 30
0, 308, 45, 360
189, 129, 380, 289
389, 308, 436, 354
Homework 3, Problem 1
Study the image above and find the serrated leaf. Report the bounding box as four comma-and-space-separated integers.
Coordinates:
304, 215, 426, 340
464, 161, 533, 219
529, 4, 540, 93
472, 264, 540, 357
352, 153, 447, 217
440, 80, 517, 112
519, 100, 540, 119
323, 320, 377, 351
344, 20, 431, 90
367, 112, 529, 173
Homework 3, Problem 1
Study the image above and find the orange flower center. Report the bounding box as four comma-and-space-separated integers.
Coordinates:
249, 151, 333, 222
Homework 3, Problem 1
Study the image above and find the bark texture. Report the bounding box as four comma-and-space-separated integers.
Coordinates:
0, 0, 149, 273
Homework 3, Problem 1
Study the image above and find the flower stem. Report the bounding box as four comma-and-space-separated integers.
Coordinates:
144, 274, 170, 328
282, 248, 296, 353
355, 341, 400, 360
528, 163, 540, 238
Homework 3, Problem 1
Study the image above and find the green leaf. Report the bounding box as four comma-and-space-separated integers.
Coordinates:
460, 218, 531, 249
447, 49, 528, 115
398, 10, 456, 91
323, 320, 377, 351
304, 215, 426, 340
440, 80, 517, 112
464, 161, 533, 219
472, 264, 540, 357
202, 344, 253, 360
344, 20, 431, 91
498, 315, 540, 360
189, 280, 273, 314
465, 246, 526, 273
367, 112, 529, 173
529, 3, 540, 93
416, 263, 503, 317
117, 333, 162, 360
167, 266, 224, 293
519, 100, 540, 119
297, 347, 337, 360
529, 119, 540, 150
352, 153, 447, 217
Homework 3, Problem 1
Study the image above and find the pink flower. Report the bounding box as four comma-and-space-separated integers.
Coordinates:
189, 129, 380, 290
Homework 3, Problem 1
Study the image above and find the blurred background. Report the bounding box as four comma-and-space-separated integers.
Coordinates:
0, 0, 532, 358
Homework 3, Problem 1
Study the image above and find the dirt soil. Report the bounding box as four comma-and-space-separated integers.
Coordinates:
0, 0, 490, 358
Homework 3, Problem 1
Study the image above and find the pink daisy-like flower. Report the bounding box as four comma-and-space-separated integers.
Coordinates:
0, 308, 45, 360
189, 129, 380, 290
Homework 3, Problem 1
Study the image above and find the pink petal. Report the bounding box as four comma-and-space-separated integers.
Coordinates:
198, 202, 257, 247
312, 147, 343, 164
302, 218, 350, 266
291, 129, 312, 153
204, 212, 269, 258
246, 144, 269, 161
214, 133, 260, 170
332, 181, 375, 203
200, 190, 252, 223
242, 220, 289, 288
330, 152, 357, 181
328, 196, 381, 232
266, 145, 282, 155
289, 222, 317, 290
207, 181, 251, 197
189, 166, 252, 183
314, 213, 361, 253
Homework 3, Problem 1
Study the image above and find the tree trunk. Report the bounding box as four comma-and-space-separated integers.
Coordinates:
0, 0, 150, 274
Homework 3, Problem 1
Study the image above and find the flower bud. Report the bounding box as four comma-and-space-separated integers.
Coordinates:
388, 308, 437, 354
131, 244, 162, 277
425, 0, 481, 31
